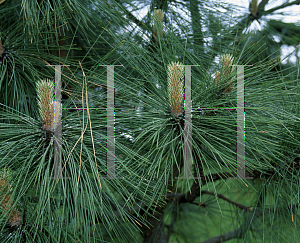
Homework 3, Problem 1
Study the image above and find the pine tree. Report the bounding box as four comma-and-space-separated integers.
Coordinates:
0, 0, 300, 242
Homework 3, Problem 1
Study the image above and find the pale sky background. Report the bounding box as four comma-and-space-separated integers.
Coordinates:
128, 0, 300, 64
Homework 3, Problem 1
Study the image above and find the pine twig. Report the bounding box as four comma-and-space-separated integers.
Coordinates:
262, 0, 300, 15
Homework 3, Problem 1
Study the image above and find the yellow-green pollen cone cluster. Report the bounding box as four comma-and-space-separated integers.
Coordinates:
215, 54, 234, 93
167, 62, 184, 117
36, 79, 60, 131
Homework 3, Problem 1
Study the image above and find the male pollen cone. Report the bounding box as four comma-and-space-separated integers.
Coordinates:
0, 171, 21, 227
215, 54, 234, 93
167, 62, 184, 117
36, 79, 56, 131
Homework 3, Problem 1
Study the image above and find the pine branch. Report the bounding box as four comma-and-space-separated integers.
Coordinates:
199, 202, 300, 243
228, 0, 300, 47
189, 0, 204, 54
257, 0, 269, 13
172, 167, 277, 205
199, 212, 259, 243
201, 190, 252, 212
262, 0, 300, 15
176, 172, 236, 204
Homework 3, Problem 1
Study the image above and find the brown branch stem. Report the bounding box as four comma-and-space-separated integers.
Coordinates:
201, 190, 252, 211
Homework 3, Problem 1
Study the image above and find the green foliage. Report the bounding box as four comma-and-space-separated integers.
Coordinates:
0, 0, 299, 242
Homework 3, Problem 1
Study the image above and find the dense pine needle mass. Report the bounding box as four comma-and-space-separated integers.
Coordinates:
0, 0, 300, 242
